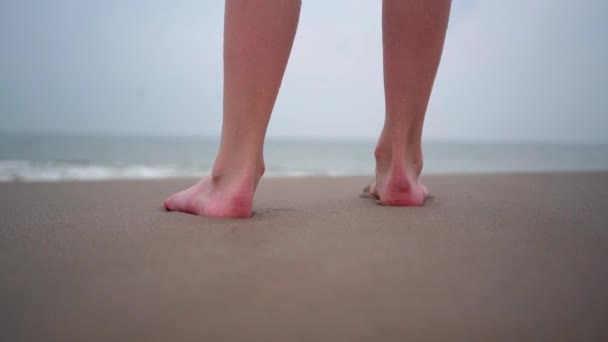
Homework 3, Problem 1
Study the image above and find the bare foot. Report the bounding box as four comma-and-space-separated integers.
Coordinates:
363, 171, 428, 206
163, 174, 258, 218
362, 147, 429, 206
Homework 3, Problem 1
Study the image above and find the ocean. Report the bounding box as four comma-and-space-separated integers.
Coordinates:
1, 133, 607, 182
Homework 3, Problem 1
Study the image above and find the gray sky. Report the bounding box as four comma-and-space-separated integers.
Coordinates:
1, 0, 607, 142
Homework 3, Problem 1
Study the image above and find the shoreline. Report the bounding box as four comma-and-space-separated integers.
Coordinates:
3, 168, 608, 184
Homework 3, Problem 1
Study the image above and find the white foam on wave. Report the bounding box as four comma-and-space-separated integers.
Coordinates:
0, 160, 366, 182
0, 160, 212, 182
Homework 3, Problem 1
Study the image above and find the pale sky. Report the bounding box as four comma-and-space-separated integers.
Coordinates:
1, 0, 607, 142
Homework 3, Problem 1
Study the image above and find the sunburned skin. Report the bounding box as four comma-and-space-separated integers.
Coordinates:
165, 161, 266, 218
164, 175, 256, 218
361, 140, 429, 206
363, 169, 429, 207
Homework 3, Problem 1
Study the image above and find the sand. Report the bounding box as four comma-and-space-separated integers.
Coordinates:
1, 172, 607, 341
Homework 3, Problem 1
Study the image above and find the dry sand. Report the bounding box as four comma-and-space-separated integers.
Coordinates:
1, 172, 607, 341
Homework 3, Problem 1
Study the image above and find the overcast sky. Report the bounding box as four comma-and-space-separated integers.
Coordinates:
1, 0, 607, 142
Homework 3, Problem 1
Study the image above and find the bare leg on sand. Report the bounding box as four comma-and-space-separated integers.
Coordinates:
364, 0, 451, 206
164, 0, 301, 217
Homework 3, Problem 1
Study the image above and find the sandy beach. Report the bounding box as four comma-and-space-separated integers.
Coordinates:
1, 172, 607, 341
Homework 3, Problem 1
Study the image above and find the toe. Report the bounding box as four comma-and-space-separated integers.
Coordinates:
360, 182, 379, 199
360, 184, 373, 198
163, 195, 175, 211
164, 192, 185, 212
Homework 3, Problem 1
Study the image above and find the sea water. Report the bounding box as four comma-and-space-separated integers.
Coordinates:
1, 133, 607, 182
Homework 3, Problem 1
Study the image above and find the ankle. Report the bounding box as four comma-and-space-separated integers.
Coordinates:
211, 158, 264, 185
255, 160, 266, 180
374, 143, 423, 177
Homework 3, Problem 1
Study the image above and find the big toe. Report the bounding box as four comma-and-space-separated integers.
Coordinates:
163, 195, 176, 211
360, 181, 379, 199
163, 192, 185, 211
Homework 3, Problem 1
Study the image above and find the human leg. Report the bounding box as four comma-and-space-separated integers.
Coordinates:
366, 0, 451, 206
164, 0, 301, 217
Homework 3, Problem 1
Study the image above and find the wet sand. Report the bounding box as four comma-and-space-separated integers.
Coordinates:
1, 172, 607, 341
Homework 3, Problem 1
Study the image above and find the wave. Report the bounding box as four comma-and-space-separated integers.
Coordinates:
0, 160, 204, 182
0, 160, 366, 182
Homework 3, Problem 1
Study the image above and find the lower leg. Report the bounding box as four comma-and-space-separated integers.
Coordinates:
164, 0, 301, 217
370, 0, 451, 205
